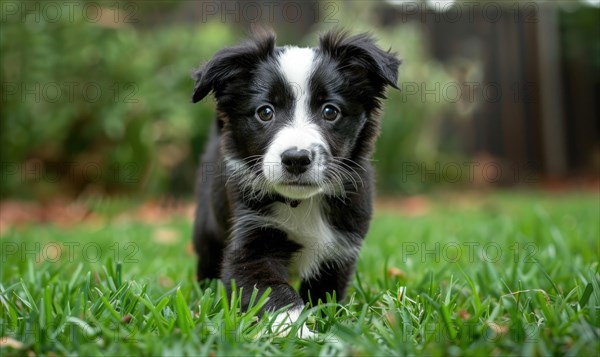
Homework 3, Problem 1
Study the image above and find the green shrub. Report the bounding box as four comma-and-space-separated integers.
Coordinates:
1, 1, 457, 198
1, 4, 236, 198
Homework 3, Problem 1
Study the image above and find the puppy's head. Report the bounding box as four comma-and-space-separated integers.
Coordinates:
192, 29, 400, 200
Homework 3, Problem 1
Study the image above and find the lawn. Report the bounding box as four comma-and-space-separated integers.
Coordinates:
1, 192, 598, 356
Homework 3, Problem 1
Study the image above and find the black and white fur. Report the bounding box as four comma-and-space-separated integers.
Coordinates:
191, 29, 400, 333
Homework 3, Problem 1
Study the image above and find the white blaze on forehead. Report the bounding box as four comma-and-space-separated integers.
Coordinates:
277, 46, 315, 114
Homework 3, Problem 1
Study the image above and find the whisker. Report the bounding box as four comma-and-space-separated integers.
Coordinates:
222, 155, 277, 203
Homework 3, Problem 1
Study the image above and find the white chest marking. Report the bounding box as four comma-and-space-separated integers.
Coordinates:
270, 198, 357, 280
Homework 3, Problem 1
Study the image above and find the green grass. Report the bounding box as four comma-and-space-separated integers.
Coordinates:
1, 192, 599, 356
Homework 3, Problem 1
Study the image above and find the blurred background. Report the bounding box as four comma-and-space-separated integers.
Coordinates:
1, 0, 598, 217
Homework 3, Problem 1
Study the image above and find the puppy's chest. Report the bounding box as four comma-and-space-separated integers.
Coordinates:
270, 200, 342, 279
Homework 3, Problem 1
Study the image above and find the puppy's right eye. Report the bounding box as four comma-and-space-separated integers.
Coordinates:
256, 105, 274, 121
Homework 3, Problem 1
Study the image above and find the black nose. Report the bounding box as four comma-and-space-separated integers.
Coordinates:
281, 148, 312, 175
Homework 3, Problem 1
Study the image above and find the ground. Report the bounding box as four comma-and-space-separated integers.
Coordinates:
1, 191, 598, 356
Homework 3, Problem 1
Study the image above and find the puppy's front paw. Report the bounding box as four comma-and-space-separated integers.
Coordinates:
271, 307, 316, 339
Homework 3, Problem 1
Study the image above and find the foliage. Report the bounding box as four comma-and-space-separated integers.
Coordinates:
0, 1, 459, 198
1, 3, 236, 198
1, 192, 598, 355
2, 1, 597, 198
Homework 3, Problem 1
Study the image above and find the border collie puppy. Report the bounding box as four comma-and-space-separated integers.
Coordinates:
191, 29, 400, 332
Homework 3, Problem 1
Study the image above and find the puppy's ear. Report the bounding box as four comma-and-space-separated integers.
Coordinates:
319, 29, 401, 89
191, 30, 276, 103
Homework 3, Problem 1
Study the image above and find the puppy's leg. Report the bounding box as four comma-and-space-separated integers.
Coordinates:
299, 258, 356, 305
193, 125, 228, 281
223, 228, 317, 337
221, 226, 304, 311
271, 307, 316, 338
194, 229, 224, 281
193, 199, 225, 280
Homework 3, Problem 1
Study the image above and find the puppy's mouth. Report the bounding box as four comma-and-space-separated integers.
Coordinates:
280, 181, 315, 187
273, 182, 322, 200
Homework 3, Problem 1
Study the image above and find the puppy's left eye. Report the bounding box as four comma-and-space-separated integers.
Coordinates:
322, 104, 340, 121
